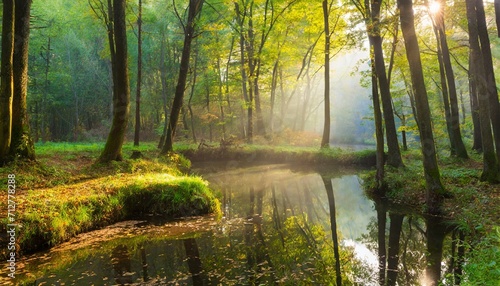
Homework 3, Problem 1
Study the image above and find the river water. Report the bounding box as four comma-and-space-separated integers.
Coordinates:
8, 162, 454, 285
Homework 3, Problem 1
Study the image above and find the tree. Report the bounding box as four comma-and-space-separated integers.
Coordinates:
161, 0, 205, 154
321, 0, 332, 148
0, 0, 15, 164
475, 0, 500, 173
98, 0, 131, 162
398, 0, 445, 214
367, 0, 403, 167
134, 0, 143, 147
429, 0, 468, 159
466, 0, 500, 183
10, 0, 36, 161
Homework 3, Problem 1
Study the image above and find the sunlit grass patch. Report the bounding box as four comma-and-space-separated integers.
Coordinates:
10, 172, 220, 257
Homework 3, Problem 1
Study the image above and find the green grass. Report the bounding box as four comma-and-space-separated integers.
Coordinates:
3, 172, 220, 258
0, 142, 220, 260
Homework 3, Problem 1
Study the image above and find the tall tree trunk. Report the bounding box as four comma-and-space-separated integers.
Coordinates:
321, 0, 331, 148
270, 60, 279, 134
466, 0, 500, 183
216, 57, 226, 140
0, 0, 15, 164
398, 0, 445, 214
188, 43, 199, 143
371, 46, 385, 190
98, 0, 130, 162
134, 0, 143, 147
10, 0, 35, 161
158, 33, 169, 148
370, 0, 404, 167
235, 2, 252, 143
433, 0, 468, 158
469, 72, 482, 151
362, 0, 386, 188
161, 0, 204, 154
476, 0, 500, 167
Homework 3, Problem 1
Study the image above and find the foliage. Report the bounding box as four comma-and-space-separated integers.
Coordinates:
461, 227, 500, 285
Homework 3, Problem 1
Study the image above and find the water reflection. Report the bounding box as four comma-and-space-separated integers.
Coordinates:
9, 163, 464, 285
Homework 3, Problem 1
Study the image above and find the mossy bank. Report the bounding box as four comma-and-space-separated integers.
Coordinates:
0, 143, 220, 260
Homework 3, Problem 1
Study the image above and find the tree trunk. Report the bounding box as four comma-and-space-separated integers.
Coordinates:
0, 0, 15, 164
475, 0, 500, 167
321, 0, 331, 148
469, 72, 482, 151
466, 0, 500, 183
371, 44, 385, 190
188, 43, 199, 143
9, 0, 35, 161
98, 0, 130, 163
216, 57, 226, 140
398, 0, 445, 214
234, 2, 252, 143
134, 0, 143, 147
161, 0, 204, 154
433, 1, 468, 158
370, 0, 404, 167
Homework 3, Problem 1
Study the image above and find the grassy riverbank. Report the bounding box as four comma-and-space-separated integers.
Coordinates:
0, 141, 375, 260
178, 142, 376, 166
0, 142, 220, 259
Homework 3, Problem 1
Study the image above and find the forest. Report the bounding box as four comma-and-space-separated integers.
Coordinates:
0, 0, 499, 285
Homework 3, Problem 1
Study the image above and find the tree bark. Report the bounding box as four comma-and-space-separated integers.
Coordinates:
0, 0, 15, 164
161, 0, 204, 154
134, 0, 143, 147
321, 0, 331, 148
466, 0, 500, 183
398, 0, 445, 214
98, 0, 130, 162
9, 0, 35, 161
370, 0, 404, 167
234, 2, 252, 143
432, 0, 468, 158
475, 0, 500, 167
469, 70, 482, 151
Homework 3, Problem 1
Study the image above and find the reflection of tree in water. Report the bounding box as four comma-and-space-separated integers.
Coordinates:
111, 244, 133, 285
194, 177, 357, 285
358, 201, 464, 286
183, 238, 208, 286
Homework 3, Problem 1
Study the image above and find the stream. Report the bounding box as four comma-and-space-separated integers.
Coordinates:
6, 162, 455, 285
